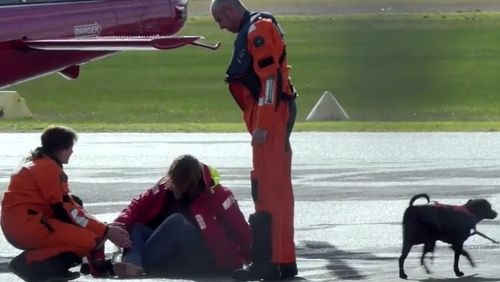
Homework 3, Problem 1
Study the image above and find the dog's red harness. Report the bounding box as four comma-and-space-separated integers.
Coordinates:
432, 202, 476, 222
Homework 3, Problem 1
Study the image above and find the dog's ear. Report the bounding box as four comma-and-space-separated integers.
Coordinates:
466, 199, 472, 204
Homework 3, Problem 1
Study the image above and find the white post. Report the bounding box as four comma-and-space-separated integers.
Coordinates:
305, 91, 349, 121
0, 91, 33, 119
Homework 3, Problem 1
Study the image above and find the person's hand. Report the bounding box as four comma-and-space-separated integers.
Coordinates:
156, 176, 169, 187
251, 128, 267, 145
108, 221, 126, 230
106, 224, 132, 249
163, 177, 173, 190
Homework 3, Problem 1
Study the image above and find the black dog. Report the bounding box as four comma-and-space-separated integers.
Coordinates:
398, 193, 497, 279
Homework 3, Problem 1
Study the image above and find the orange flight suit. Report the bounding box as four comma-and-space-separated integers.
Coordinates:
227, 12, 297, 266
1, 156, 107, 264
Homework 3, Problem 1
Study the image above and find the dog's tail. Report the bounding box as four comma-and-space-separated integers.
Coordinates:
409, 193, 430, 206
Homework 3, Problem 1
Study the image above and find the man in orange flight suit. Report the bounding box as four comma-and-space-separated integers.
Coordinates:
210, 0, 298, 280
1, 125, 131, 282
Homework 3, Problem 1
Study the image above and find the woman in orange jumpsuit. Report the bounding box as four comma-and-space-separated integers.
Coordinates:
1, 125, 131, 282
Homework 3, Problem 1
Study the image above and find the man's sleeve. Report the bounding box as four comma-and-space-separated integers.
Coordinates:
247, 18, 286, 131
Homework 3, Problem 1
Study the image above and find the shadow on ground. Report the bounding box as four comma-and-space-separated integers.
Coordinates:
417, 274, 500, 282
0, 259, 9, 274
297, 240, 395, 280
0, 241, 401, 281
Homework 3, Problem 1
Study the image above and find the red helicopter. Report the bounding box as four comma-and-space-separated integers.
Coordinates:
0, 0, 220, 89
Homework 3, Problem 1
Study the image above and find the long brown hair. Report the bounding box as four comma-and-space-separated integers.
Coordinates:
167, 154, 204, 198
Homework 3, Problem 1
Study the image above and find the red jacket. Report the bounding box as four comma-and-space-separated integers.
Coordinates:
114, 164, 251, 270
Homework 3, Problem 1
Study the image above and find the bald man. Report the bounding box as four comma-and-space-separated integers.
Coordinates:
210, 0, 298, 280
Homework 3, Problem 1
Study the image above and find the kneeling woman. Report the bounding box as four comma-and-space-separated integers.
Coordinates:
1, 125, 131, 282
113, 154, 252, 277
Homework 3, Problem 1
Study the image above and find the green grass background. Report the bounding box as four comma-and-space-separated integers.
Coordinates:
3, 7, 500, 131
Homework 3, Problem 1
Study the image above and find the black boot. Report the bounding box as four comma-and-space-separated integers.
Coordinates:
35, 252, 81, 282
9, 252, 35, 282
232, 212, 281, 281
9, 251, 81, 282
280, 262, 298, 279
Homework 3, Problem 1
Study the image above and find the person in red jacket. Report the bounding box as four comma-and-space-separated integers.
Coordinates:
210, 0, 298, 280
111, 154, 252, 278
1, 125, 131, 282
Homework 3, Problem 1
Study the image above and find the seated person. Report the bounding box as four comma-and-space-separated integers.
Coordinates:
1, 125, 131, 282
112, 154, 252, 278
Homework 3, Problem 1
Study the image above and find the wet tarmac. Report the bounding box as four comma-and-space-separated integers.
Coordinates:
1, 132, 499, 281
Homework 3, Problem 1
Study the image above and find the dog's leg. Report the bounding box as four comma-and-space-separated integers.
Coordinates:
460, 249, 475, 267
429, 240, 436, 265
399, 242, 412, 279
420, 241, 435, 274
471, 230, 500, 244
420, 250, 426, 266
451, 243, 465, 277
